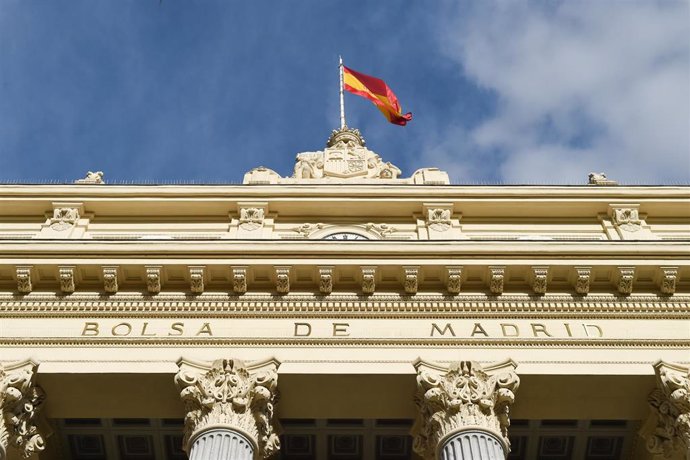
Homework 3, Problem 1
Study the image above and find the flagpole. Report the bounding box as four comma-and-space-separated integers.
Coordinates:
339, 56, 346, 129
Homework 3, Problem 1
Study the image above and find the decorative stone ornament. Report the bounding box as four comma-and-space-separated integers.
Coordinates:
175, 358, 281, 459
531, 266, 548, 295
290, 223, 324, 238
239, 208, 265, 231
573, 266, 591, 295
588, 172, 617, 186
49, 208, 79, 231
146, 266, 161, 294
617, 266, 635, 295
74, 171, 104, 184
426, 208, 452, 232
232, 267, 248, 294
489, 266, 505, 295
445, 266, 462, 294
189, 266, 205, 294
319, 267, 333, 294
361, 266, 376, 294
644, 361, 690, 459
611, 207, 642, 232
102, 266, 118, 294
275, 267, 291, 294
658, 267, 678, 295
365, 223, 396, 238
15, 267, 32, 294
58, 266, 75, 293
404, 267, 419, 294
0, 360, 46, 459
412, 359, 520, 460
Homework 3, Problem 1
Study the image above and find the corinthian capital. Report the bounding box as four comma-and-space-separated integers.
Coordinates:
644, 361, 690, 458
412, 359, 519, 460
175, 357, 281, 459
0, 360, 46, 459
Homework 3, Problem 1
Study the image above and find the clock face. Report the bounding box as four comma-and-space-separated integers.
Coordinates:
322, 232, 369, 241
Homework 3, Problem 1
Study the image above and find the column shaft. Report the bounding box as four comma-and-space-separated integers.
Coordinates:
189, 429, 254, 460
439, 430, 506, 460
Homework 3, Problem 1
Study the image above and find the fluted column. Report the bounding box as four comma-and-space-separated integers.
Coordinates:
642, 361, 690, 460
412, 359, 519, 460
175, 357, 281, 460
0, 360, 46, 460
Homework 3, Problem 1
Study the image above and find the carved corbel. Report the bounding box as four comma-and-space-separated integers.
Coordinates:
188, 266, 205, 294
361, 266, 376, 295
642, 361, 690, 458
531, 266, 548, 295
489, 266, 505, 295
572, 266, 591, 295
232, 266, 248, 294
146, 266, 161, 294
657, 267, 678, 295
445, 266, 462, 295
58, 266, 75, 294
319, 266, 333, 294
102, 266, 118, 294
275, 266, 291, 294
0, 360, 46, 459
404, 266, 419, 294
175, 357, 281, 459
15, 266, 33, 294
49, 208, 80, 232
412, 359, 520, 460
616, 266, 635, 295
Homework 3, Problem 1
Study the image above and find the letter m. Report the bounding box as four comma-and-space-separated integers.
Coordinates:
431, 323, 456, 337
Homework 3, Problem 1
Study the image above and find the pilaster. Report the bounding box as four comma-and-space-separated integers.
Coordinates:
175, 357, 281, 459
0, 360, 46, 459
412, 359, 519, 460
642, 361, 690, 459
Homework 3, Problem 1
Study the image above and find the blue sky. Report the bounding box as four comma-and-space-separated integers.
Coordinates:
1, 1, 688, 184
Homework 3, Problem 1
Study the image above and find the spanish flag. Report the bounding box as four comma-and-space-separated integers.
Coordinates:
343, 66, 412, 126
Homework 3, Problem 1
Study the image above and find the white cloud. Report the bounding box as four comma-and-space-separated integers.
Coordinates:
429, 1, 690, 184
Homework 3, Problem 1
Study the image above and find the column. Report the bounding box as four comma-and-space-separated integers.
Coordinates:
642, 361, 689, 460
0, 359, 46, 460
175, 357, 281, 460
412, 359, 520, 460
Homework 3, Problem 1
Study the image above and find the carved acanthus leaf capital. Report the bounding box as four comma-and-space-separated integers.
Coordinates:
0, 360, 46, 459
412, 359, 519, 460
175, 358, 281, 459
644, 361, 690, 459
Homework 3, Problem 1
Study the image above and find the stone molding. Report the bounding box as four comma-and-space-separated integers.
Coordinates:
412, 358, 519, 460
643, 361, 690, 459
0, 359, 45, 459
175, 357, 281, 459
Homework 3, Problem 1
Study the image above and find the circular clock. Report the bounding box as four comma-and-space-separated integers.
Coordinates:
322, 232, 369, 240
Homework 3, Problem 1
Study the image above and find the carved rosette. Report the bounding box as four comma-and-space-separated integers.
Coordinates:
58, 267, 75, 293
319, 267, 333, 294
0, 360, 46, 459
15, 267, 32, 294
175, 358, 281, 459
404, 267, 419, 294
233, 267, 248, 294
412, 359, 519, 460
489, 267, 505, 295
645, 361, 690, 458
574, 267, 591, 295
102, 267, 118, 294
446, 267, 462, 295
361, 267, 376, 294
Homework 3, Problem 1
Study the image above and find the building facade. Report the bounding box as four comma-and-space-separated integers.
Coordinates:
0, 128, 688, 460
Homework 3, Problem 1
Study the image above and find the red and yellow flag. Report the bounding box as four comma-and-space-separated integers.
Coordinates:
343, 66, 412, 126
